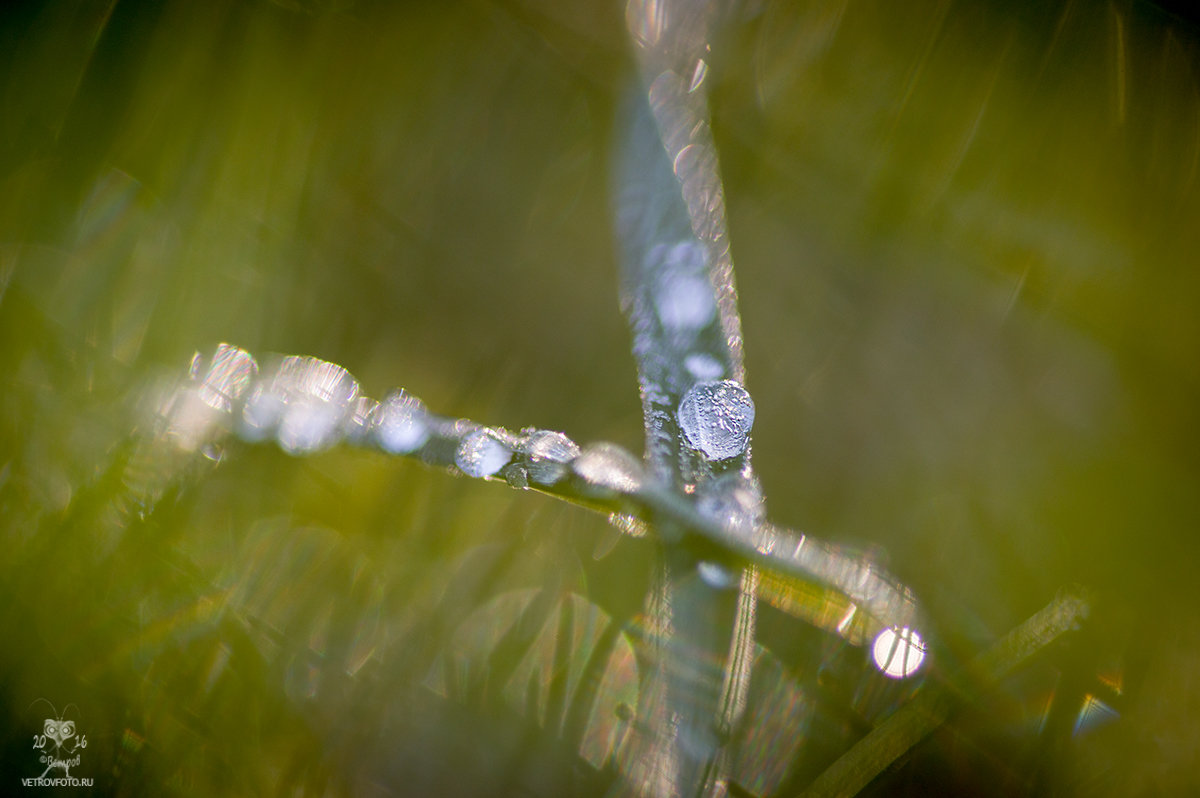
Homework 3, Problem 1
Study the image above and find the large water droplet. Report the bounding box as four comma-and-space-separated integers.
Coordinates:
572, 443, 644, 497
652, 240, 716, 334
274, 357, 359, 455
677, 379, 755, 460
372, 389, 430, 454
523, 430, 582, 486
456, 428, 513, 478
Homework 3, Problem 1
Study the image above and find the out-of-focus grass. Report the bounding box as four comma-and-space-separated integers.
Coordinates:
1, 0, 1198, 795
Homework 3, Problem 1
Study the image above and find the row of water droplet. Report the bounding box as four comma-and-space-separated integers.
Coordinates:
165, 344, 658, 503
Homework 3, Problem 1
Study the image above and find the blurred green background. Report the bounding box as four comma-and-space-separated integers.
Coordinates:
1, 0, 1198, 794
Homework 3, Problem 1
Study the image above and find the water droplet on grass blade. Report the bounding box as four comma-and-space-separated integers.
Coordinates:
197, 343, 257, 413
456, 429, 513, 478
684, 352, 724, 381
162, 345, 258, 453
677, 379, 755, 460
657, 275, 715, 334
523, 430, 581, 486
607, 512, 648, 538
503, 462, 530, 489
696, 472, 763, 533
279, 401, 346, 454
274, 357, 359, 455
697, 561, 736, 590
651, 240, 716, 335
342, 396, 379, 445
572, 443, 644, 498
372, 389, 430, 454
240, 382, 287, 442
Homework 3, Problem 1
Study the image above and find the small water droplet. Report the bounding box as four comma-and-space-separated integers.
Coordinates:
275, 357, 359, 455
240, 382, 286, 442
503, 462, 530, 490
872, 627, 927, 679
163, 346, 255, 452
677, 379, 755, 460
456, 428, 513, 478
523, 430, 582, 486
197, 343, 258, 413
571, 443, 644, 497
697, 561, 737, 590
372, 390, 430, 454
684, 352, 724, 381
651, 240, 715, 334
342, 396, 380, 445
606, 512, 649, 538
696, 473, 763, 532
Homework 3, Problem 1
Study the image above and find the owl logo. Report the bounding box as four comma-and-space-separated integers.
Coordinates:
30, 700, 87, 779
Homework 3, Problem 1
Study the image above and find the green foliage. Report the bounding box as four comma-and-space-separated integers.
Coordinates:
2, 0, 1199, 795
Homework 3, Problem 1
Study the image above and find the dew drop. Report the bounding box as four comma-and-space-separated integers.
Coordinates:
162, 387, 222, 453
872, 627, 927, 679
372, 389, 430, 454
571, 443, 644, 497
696, 472, 764, 532
657, 274, 714, 333
697, 561, 736, 590
197, 343, 257, 413
456, 428, 513, 478
607, 512, 649, 538
342, 396, 380, 445
684, 352, 724, 381
523, 430, 582, 486
240, 382, 286, 442
652, 240, 715, 334
163, 345, 257, 453
677, 379, 755, 460
503, 462, 530, 490
275, 357, 359, 455
278, 401, 346, 455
